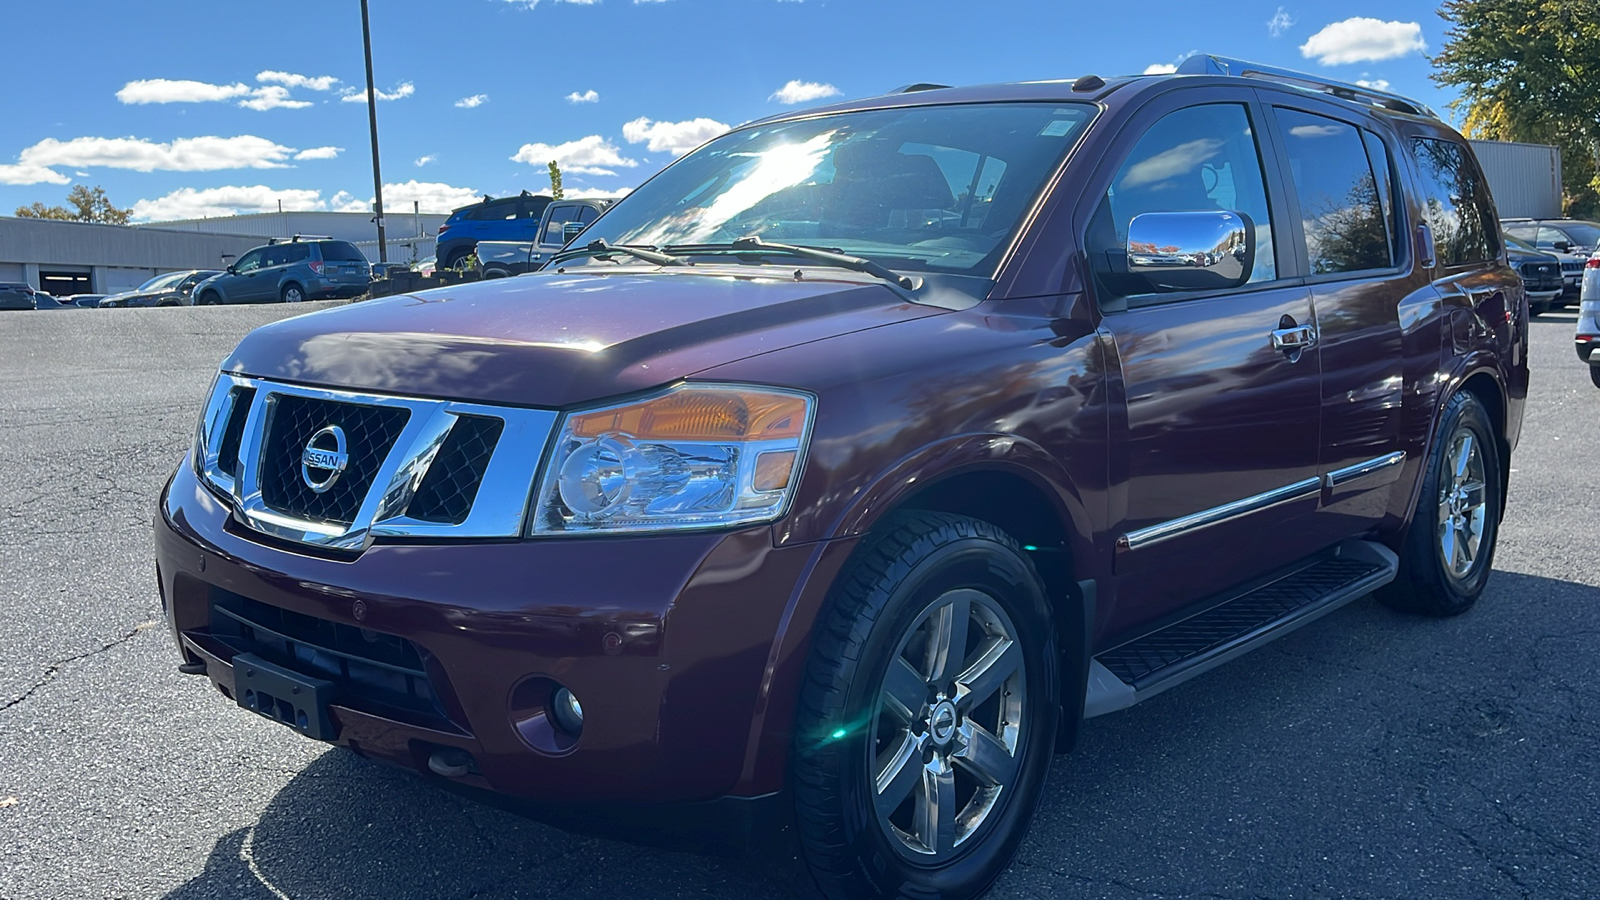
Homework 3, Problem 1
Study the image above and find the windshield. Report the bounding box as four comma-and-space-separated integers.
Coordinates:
136, 272, 189, 292
578, 102, 1095, 276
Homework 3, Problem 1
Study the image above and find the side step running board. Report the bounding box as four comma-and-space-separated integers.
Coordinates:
1083, 540, 1398, 718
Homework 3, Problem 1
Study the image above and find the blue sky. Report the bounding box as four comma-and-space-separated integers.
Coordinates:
0, 0, 1463, 221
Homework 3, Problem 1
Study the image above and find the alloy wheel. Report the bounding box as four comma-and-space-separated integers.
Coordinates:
869, 587, 1026, 860
1438, 429, 1488, 579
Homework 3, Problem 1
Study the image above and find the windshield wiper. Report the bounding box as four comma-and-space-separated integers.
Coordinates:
549, 239, 688, 267
666, 236, 917, 289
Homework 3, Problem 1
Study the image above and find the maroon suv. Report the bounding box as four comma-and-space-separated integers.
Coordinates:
156, 55, 1526, 900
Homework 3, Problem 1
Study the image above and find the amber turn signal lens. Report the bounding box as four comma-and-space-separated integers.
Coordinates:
753, 450, 797, 492
570, 388, 808, 441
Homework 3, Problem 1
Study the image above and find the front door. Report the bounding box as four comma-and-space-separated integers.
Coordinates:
1086, 95, 1327, 636
227, 248, 269, 303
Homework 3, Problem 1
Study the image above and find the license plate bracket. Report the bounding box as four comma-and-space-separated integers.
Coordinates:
233, 653, 337, 741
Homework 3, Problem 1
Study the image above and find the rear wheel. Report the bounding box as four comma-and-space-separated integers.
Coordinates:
793, 511, 1059, 900
1379, 391, 1501, 616
1588, 365, 1600, 389
443, 248, 472, 270
281, 283, 305, 304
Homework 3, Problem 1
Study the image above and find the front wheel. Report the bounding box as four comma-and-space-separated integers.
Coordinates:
793, 511, 1059, 900
1379, 391, 1501, 616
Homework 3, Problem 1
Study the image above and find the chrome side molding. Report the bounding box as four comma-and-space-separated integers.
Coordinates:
1117, 451, 1407, 552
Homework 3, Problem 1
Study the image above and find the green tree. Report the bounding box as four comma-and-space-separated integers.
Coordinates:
15, 185, 133, 224
1433, 0, 1600, 216
548, 160, 564, 200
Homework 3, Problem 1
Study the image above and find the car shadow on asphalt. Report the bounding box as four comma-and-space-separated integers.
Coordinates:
161, 745, 823, 900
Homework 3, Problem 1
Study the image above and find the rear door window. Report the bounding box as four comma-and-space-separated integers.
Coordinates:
1409, 138, 1498, 265
1275, 108, 1393, 274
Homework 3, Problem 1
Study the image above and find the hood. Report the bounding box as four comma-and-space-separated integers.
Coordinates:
1507, 247, 1560, 265
223, 268, 948, 408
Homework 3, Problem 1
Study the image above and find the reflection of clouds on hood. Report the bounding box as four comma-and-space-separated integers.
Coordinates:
1120, 138, 1224, 189
284, 332, 506, 393
625, 132, 836, 247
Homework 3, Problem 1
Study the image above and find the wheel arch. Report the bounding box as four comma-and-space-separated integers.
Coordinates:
1456, 366, 1510, 514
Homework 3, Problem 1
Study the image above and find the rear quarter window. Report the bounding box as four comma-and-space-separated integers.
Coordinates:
318, 241, 367, 261
1409, 138, 1499, 266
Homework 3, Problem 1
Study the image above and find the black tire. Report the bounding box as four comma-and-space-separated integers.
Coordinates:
197, 291, 220, 306
281, 283, 306, 304
1589, 365, 1600, 390
1379, 391, 1502, 616
443, 248, 472, 270
793, 511, 1059, 900
1529, 299, 1548, 317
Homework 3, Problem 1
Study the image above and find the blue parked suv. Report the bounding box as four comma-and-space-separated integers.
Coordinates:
193, 237, 371, 305
435, 191, 553, 270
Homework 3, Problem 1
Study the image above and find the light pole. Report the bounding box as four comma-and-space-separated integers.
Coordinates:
360, 0, 387, 263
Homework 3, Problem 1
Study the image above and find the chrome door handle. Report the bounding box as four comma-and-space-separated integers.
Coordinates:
1270, 324, 1317, 350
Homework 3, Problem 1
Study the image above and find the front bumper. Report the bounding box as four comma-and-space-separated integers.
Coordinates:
157, 460, 838, 804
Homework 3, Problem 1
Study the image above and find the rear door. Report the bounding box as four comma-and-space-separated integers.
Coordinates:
1263, 100, 1410, 537
1085, 91, 1326, 634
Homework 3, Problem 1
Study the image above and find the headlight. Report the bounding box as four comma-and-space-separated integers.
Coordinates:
530, 383, 814, 535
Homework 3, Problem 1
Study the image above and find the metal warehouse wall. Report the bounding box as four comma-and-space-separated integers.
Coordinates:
1469, 140, 1563, 220
0, 217, 273, 293
148, 210, 446, 264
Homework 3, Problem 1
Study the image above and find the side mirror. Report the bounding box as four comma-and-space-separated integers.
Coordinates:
1126, 210, 1254, 292
226, 265, 237, 275
562, 221, 587, 243
1553, 240, 1573, 252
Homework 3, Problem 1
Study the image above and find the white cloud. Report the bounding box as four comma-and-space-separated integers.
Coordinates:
566, 89, 600, 104
373, 180, 482, 213
256, 71, 339, 91
1300, 18, 1426, 65
116, 79, 252, 105
131, 185, 327, 221
17, 135, 296, 174
342, 82, 415, 103
329, 191, 369, 213
0, 163, 71, 185
1355, 78, 1392, 91
564, 186, 632, 199
621, 117, 728, 156
769, 80, 841, 105
295, 146, 343, 160
414, 154, 437, 167
512, 135, 638, 176
455, 94, 488, 108
502, 0, 598, 6
239, 86, 313, 111
1267, 7, 1295, 37
1143, 64, 1178, 75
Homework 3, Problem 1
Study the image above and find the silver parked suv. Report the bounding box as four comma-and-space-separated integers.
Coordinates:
193, 237, 372, 305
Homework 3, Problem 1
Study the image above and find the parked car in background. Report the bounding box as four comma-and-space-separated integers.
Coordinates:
67, 294, 107, 308
160, 57, 1526, 900
1505, 235, 1564, 315
31, 292, 71, 310
477, 198, 613, 278
1575, 250, 1600, 387
435, 192, 553, 270
0, 283, 37, 310
100, 270, 222, 308
193, 238, 371, 305
411, 256, 437, 277
1501, 218, 1600, 301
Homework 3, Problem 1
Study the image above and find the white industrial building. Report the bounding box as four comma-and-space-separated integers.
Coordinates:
0, 210, 443, 296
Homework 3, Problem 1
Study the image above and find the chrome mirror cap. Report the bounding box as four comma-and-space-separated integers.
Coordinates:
1126, 210, 1254, 292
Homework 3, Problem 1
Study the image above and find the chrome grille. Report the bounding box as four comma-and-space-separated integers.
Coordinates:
194, 375, 557, 551
259, 395, 411, 526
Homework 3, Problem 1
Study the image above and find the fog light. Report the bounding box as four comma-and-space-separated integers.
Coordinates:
550, 686, 584, 736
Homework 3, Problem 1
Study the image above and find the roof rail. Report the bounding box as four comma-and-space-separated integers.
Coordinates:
289, 233, 332, 242
1175, 55, 1439, 119
889, 82, 950, 94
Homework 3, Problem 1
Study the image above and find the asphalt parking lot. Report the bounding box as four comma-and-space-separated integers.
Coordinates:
2, 302, 1598, 899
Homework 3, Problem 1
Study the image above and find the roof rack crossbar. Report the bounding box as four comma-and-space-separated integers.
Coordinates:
1175, 55, 1439, 120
